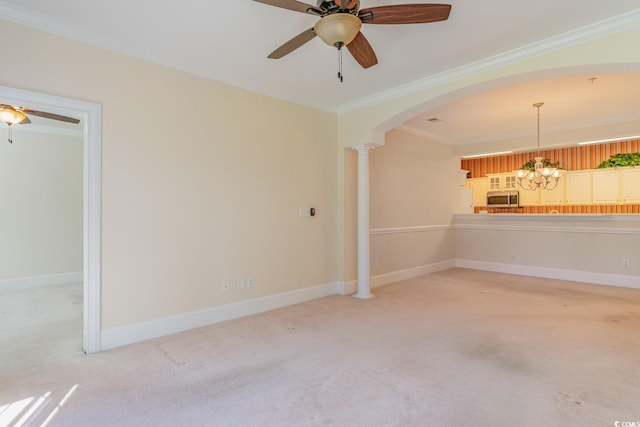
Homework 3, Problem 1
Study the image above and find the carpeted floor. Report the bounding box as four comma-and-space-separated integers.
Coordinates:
2, 269, 640, 426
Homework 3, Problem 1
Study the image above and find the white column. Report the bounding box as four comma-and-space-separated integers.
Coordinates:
353, 145, 375, 299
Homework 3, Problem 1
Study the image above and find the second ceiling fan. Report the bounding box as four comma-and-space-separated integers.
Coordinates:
254, 0, 452, 73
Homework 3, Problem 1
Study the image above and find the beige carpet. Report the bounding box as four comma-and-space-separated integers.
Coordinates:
2, 269, 640, 426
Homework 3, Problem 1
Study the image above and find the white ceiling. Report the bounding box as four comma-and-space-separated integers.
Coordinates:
1, 1, 639, 151
401, 72, 640, 152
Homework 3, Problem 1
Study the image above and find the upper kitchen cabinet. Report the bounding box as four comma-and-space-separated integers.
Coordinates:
565, 171, 591, 204
621, 168, 640, 203
518, 187, 539, 206
487, 173, 517, 191
592, 169, 620, 204
540, 177, 564, 205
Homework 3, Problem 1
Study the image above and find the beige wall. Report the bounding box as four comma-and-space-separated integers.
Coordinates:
0, 129, 83, 279
369, 129, 458, 276
2, 16, 639, 338
341, 148, 358, 283
370, 130, 458, 227
454, 214, 640, 279
0, 20, 338, 329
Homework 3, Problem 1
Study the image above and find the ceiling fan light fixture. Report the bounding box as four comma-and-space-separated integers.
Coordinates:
0, 107, 27, 125
315, 13, 362, 47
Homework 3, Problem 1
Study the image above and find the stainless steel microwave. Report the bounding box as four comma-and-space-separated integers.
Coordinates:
487, 190, 520, 208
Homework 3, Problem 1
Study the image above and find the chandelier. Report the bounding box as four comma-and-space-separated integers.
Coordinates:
514, 102, 562, 191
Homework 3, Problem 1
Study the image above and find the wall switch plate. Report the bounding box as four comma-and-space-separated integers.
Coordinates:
247, 276, 255, 288
623, 259, 630, 268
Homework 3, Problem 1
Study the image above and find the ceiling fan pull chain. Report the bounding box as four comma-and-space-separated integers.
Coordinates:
8, 125, 13, 144
338, 46, 343, 83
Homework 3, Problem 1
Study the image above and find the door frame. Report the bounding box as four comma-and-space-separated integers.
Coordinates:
0, 85, 102, 353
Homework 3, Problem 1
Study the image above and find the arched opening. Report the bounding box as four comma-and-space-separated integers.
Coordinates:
350, 63, 640, 293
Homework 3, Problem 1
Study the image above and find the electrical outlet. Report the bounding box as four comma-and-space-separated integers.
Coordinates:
623, 259, 630, 268
222, 283, 230, 292
509, 250, 515, 260
247, 276, 255, 288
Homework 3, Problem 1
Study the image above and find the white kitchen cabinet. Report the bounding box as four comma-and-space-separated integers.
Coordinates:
488, 176, 500, 190
467, 178, 488, 207
504, 174, 517, 190
487, 173, 517, 191
464, 167, 638, 210
540, 178, 564, 205
621, 168, 640, 203
518, 187, 539, 206
592, 169, 620, 204
565, 171, 591, 204
456, 188, 474, 213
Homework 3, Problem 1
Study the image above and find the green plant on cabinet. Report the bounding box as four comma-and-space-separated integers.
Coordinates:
596, 152, 640, 168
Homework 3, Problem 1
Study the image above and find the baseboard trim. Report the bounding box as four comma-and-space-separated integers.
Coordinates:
336, 280, 357, 296
371, 260, 455, 288
101, 280, 339, 351
0, 271, 83, 292
370, 224, 452, 235
455, 259, 640, 290
337, 260, 455, 296
103, 261, 461, 350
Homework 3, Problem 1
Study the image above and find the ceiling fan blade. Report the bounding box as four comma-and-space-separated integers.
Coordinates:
24, 108, 80, 124
359, 4, 451, 24
19, 117, 31, 125
252, 0, 322, 15
347, 32, 378, 69
268, 27, 317, 59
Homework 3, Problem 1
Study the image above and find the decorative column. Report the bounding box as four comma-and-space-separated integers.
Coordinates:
353, 144, 375, 299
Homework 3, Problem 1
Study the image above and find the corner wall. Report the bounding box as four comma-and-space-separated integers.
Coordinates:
368, 129, 458, 285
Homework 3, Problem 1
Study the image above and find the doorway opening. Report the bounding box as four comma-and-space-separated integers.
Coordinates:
0, 85, 101, 353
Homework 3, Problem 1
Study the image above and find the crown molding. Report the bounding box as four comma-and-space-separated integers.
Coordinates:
0, 2, 135, 58
337, 8, 640, 114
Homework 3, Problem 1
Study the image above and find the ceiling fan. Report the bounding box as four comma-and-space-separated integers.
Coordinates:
253, 0, 451, 79
0, 104, 80, 143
